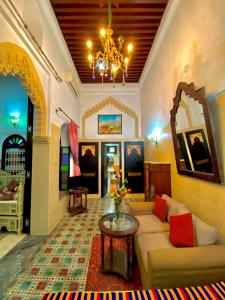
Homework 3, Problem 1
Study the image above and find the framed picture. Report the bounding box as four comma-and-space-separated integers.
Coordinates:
81, 145, 96, 157
107, 146, 117, 154
98, 114, 122, 134
185, 129, 213, 173
127, 144, 142, 156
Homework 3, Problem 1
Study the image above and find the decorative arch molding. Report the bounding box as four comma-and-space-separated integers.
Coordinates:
82, 96, 138, 138
0, 42, 46, 136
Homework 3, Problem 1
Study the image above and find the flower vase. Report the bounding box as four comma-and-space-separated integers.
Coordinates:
114, 200, 121, 220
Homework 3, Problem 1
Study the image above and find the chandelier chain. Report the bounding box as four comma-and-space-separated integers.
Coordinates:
86, 0, 133, 85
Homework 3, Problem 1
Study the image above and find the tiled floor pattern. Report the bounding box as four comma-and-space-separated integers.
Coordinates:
4, 198, 135, 300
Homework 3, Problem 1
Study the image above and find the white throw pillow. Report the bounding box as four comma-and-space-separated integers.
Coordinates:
162, 194, 182, 222
177, 204, 218, 246
193, 215, 218, 246
177, 204, 190, 215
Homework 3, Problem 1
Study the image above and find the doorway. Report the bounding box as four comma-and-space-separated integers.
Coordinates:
101, 142, 121, 198
0, 76, 33, 233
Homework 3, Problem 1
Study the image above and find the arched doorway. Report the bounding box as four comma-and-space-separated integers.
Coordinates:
0, 42, 47, 233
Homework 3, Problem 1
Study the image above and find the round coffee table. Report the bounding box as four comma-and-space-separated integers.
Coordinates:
98, 213, 139, 279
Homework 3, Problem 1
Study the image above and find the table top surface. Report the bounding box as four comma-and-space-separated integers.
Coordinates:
98, 213, 139, 237
68, 187, 88, 193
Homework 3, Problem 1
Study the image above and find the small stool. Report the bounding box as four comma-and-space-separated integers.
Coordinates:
68, 187, 88, 215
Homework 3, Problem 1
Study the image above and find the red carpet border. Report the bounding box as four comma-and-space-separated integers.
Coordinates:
42, 281, 225, 300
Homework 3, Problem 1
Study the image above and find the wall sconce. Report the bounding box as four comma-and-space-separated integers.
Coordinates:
10, 115, 19, 127
148, 128, 161, 146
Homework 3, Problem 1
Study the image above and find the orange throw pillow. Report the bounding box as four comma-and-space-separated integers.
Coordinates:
153, 194, 167, 222
170, 213, 195, 247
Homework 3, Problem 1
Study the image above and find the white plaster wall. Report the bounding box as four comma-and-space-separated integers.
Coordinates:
81, 83, 140, 139
0, 0, 81, 234
140, 0, 225, 235
0, 0, 81, 131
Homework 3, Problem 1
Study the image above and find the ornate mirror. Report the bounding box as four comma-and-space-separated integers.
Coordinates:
170, 82, 221, 183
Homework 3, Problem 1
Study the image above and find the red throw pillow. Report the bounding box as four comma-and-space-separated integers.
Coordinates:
170, 213, 195, 247
153, 194, 167, 222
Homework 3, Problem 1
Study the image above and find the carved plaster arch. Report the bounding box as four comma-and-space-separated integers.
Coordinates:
0, 42, 46, 136
82, 96, 138, 138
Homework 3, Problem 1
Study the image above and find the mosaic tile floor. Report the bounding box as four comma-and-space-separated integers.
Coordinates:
4, 198, 136, 300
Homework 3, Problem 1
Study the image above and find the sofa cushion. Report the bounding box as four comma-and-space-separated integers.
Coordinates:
135, 214, 169, 236
153, 195, 167, 222
177, 204, 218, 246
0, 192, 13, 200
7, 179, 19, 192
128, 201, 154, 216
169, 213, 195, 247
162, 194, 182, 222
136, 232, 174, 272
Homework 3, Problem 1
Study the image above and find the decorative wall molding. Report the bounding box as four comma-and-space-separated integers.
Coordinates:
139, 0, 182, 87
82, 96, 138, 138
0, 42, 46, 136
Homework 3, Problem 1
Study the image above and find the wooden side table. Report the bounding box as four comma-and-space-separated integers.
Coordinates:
98, 213, 139, 280
68, 187, 88, 215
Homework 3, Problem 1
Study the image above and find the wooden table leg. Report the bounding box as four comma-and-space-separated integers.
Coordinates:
101, 233, 105, 269
110, 237, 113, 267
127, 237, 131, 279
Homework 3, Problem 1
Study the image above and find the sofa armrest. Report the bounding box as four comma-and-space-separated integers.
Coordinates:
128, 201, 154, 216
147, 245, 225, 288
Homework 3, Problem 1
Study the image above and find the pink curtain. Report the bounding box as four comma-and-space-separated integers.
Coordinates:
69, 121, 81, 176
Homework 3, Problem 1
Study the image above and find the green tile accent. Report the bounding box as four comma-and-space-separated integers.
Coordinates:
37, 257, 47, 264
65, 233, 72, 238
61, 165, 69, 172
64, 257, 73, 264
80, 248, 88, 254
72, 240, 79, 245
20, 280, 32, 289
50, 240, 57, 245
62, 147, 69, 154
43, 268, 54, 276
56, 247, 65, 254
61, 183, 68, 190
51, 281, 64, 292
71, 268, 83, 277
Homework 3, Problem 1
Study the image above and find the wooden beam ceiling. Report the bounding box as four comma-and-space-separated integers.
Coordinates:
50, 0, 168, 83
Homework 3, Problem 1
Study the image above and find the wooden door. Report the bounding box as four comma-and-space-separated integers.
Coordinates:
79, 142, 99, 194
124, 141, 144, 193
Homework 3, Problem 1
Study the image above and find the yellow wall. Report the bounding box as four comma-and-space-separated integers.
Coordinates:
48, 124, 67, 232
140, 0, 225, 236
31, 124, 67, 235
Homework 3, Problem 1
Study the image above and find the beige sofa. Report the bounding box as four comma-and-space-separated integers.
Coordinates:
129, 194, 225, 289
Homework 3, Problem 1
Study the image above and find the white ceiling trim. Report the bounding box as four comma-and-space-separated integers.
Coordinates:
139, 0, 182, 88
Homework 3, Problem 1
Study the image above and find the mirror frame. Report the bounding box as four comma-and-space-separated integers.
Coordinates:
170, 82, 221, 183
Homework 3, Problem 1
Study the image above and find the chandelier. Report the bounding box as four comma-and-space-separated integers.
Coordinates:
86, 0, 133, 85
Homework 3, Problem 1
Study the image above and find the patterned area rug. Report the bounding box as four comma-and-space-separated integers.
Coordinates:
86, 234, 142, 291
42, 282, 225, 300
